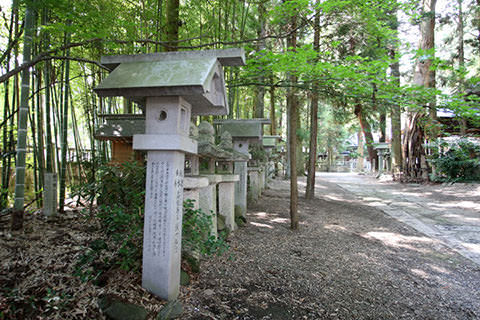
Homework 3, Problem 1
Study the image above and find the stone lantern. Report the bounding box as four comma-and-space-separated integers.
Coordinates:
214, 119, 270, 218
262, 135, 281, 183
94, 49, 245, 301
374, 142, 390, 177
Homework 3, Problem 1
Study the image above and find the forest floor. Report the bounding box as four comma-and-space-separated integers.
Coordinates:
182, 174, 480, 319
1, 173, 480, 319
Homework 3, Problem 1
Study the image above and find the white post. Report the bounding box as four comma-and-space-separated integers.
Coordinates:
134, 96, 195, 301
233, 139, 249, 219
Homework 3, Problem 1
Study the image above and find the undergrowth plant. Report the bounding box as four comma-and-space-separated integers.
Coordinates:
73, 161, 146, 282
428, 138, 480, 182
73, 161, 229, 283
182, 199, 229, 257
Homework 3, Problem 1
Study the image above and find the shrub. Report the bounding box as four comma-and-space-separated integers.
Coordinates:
73, 161, 229, 282
182, 199, 229, 257
249, 144, 268, 162
73, 161, 146, 281
428, 138, 480, 182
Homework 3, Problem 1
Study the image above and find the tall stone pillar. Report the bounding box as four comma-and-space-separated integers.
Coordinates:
134, 97, 195, 301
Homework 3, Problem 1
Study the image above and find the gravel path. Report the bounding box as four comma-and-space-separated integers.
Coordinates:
181, 176, 480, 319
317, 172, 480, 266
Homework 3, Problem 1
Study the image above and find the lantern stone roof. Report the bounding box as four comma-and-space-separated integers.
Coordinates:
94, 114, 145, 142
94, 49, 245, 116
214, 118, 271, 141
373, 142, 390, 151
262, 135, 281, 148
100, 48, 246, 70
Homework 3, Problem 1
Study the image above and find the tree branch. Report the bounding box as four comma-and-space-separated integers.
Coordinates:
0, 18, 312, 84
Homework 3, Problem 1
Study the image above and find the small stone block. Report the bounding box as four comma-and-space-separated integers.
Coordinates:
98, 296, 148, 320
156, 300, 183, 320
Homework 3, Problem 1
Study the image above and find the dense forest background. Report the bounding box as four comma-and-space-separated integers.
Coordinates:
0, 0, 479, 214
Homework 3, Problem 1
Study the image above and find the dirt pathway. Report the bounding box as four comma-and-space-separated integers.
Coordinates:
181, 177, 480, 319
317, 172, 480, 266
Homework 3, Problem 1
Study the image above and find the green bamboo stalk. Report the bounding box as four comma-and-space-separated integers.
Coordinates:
1, 78, 10, 209
13, 0, 35, 212
29, 104, 39, 205
44, 64, 53, 172
59, 27, 71, 214
36, 64, 45, 207
43, 8, 53, 174
1, 0, 16, 209
52, 83, 61, 174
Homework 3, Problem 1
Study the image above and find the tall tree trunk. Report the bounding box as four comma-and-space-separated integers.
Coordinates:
155, 0, 164, 52
269, 78, 276, 135
305, 1, 320, 200
357, 131, 364, 171
355, 104, 378, 169
13, 0, 35, 216
254, 1, 266, 119
390, 50, 402, 173
295, 104, 304, 176
388, 4, 402, 173
165, 0, 180, 51
379, 112, 386, 143
405, 0, 437, 180
1, 79, 10, 209
286, 4, 299, 230
457, 0, 467, 135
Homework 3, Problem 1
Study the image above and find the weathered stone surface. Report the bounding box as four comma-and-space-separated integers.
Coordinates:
374, 143, 390, 176
95, 114, 145, 141
219, 131, 233, 150
198, 122, 215, 144
98, 296, 148, 320
93, 49, 244, 303
156, 300, 183, 320
198, 180, 217, 238
218, 131, 249, 162
138, 97, 191, 301
95, 58, 229, 115
43, 173, 57, 217
218, 175, 239, 232
214, 119, 270, 141
248, 168, 261, 202
233, 140, 250, 218
133, 134, 197, 153
262, 135, 281, 149
217, 214, 226, 231
184, 176, 209, 189
101, 48, 246, 69
198, 121, 231, 160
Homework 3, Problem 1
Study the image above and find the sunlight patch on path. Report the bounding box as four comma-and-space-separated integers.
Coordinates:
316, 172, 480, 266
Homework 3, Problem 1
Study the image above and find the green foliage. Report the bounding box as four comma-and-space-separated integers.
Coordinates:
249, 144, 268, 162
42, 288, 73, 314
428, 139, 480, 182
73, 161, 228, 282
73, 161, 146, 282
182, 199, 229, 257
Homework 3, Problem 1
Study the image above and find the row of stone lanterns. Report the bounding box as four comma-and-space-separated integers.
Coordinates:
93, 49, 283, 301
